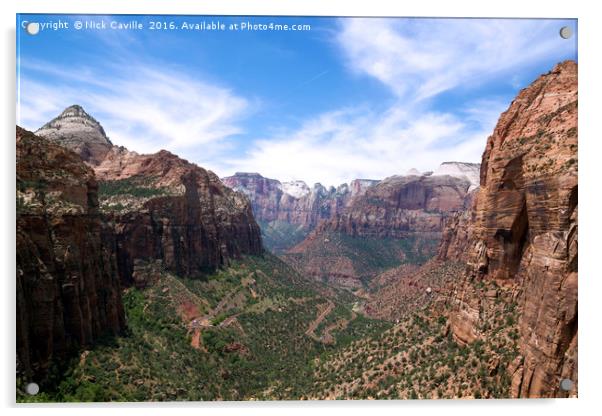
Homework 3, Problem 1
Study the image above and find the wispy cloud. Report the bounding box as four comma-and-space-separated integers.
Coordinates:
17, 17, 575, 186
18, 60, 249, 160
337, 18, 575, 102
221, 100, 506, 187
218, 18, 575, 186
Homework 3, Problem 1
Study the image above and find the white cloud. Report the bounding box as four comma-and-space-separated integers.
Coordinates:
337, 18, 575, 101
221, 100, 506, 187
18, 61, 249, 159
17, 18, 574, 186
217, 18, 574, 186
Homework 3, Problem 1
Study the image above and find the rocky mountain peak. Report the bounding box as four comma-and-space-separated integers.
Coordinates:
282, 180, 310, 199
59, 104, 93, 118
405, 168, 421, 176
349, 179, 379, 197
432, 161, 480, 190
36, 104, 113, 165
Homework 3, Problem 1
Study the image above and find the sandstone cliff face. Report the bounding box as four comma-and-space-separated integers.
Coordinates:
437, 189, 478, 262
222, 172, 377, 231
318, 174, 473, 239
37, 107, 263, 285
441, 61, 578, 398
16, 127, 125, 381
221, 173, 284, 224
97, 152, 263, 284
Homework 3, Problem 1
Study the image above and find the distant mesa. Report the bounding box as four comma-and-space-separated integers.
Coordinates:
431, 161, 480, 190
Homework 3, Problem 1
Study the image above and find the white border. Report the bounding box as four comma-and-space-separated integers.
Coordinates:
2, 1, 601, 416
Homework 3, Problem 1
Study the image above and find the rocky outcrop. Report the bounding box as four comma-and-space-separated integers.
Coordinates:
442, 61, 578, 398
35, 105, 113, 165
349, 179, 380, 198
317, 174, 473, 239
221, 173, 284, 224
100, 153, 263, 284
16, 127, 125, 381
432, 162, 481, 191
222, 172, 378, 231
37, 106, 263, 285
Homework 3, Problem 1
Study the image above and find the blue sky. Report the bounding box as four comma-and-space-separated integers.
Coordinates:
17, 15, 577, 186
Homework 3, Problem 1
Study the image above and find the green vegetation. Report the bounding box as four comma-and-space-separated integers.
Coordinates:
308, 280, 520, 400
19, 253, 389, 402
257, 220, 309, 253
338, 232, 438, 268
283, 231, 440, 286
16, 251, 521, 402
17, 178, 48, 192
98, 176, 170, 199
97, 175, 176, 213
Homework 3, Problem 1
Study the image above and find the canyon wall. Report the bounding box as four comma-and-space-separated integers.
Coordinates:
222, 172, 378, 230
97, 150, 263, 285
16, 127, 126, 381
36, 107, 263, 286
319, 174, 474, 239
440, 61, 578, 398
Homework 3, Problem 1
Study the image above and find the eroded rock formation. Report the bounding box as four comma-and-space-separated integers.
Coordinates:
98, 151, 263, 284
34, 106, 263, 285
320, 174, 474, 239
441, 61, 578, 398
222, 172, 378, 231
36, 105, 113, 165
16, 127, 125, 381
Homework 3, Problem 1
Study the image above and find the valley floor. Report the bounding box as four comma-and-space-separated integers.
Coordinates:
17, 252, 519, 402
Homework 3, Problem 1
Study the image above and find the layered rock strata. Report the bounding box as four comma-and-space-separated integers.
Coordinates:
35, 106, 263, 284
36, 105, 113, 165
319, 174, 473, 239
222, 172, 378, 231
440, 61, 578, 398
16, 127, 126, 381
97, 150, 263, 284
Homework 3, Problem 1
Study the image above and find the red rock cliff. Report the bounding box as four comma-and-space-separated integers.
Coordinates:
318, 174, 473, 238
96, 149, 263, 285
35, 106, 264, 286
442, 61, 578, 398
16, 127, 126, 381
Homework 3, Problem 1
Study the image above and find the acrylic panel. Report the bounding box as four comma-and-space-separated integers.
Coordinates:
16, 14, 578, 402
